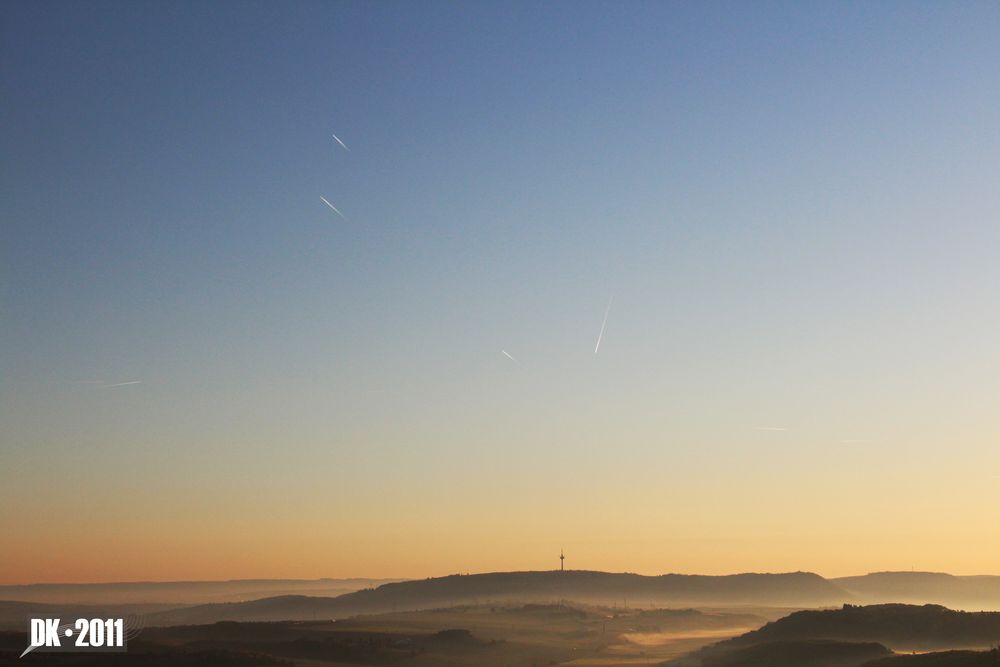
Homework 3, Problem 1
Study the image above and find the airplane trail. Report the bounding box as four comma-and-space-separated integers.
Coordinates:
331, 133, 350, 151
753, 426, 788, 431
594, 296, 613, 354
501, 349, 520, 365
102, 381, 141, 388
320, 196, 346, 219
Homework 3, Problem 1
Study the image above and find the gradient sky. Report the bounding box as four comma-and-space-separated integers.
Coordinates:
2, 1, 1000, 585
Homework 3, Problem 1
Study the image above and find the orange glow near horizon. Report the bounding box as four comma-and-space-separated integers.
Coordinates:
4, 463, 999, 585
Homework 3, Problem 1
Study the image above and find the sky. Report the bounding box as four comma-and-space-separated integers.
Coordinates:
2, 1, 999, 585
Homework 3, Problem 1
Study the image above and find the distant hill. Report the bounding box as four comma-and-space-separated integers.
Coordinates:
147, 570, 849, 625
0, 600, 177, 631
719, 604, 1000, 652
833, 573, 1000, 610
0, 578, 402, 606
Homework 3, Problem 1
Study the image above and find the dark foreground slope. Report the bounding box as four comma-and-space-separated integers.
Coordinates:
691, 640, 892, 667
148, 570, 847, 625
669, 642, 1000, 667
867, 650, 1000, 666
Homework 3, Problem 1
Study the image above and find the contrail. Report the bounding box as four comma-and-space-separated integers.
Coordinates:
331, 133, 350, 152
753, 426, 788, 431
501, 349, 520, 365
320, 196, 346, 219
594, 296, 613, 354
102, 380, 141, 388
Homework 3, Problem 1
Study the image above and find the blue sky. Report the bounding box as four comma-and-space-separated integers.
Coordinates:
2, 1, 1000, 581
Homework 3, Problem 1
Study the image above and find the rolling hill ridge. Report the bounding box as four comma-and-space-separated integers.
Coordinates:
146, 570, 849, 625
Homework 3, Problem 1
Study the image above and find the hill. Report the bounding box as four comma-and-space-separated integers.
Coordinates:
718, 604, 1000, 652
147, 570, 849, 625
0, 600, 176, 632
833, 573, 1000, 610
2, 602, 764, 666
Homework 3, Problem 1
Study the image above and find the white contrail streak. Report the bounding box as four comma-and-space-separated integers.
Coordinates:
102, 381, 141, 388
501, 349, 520, 365
594, 296, 613, 354
331, 133, 350, 151
753, 426, 788, 431
320, 196, 346, 219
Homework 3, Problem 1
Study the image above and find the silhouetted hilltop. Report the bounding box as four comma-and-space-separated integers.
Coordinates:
334, 570, 845, 607
833, 573, 1000, 610
721, 604, 1000, 651
147, 570, 848, 625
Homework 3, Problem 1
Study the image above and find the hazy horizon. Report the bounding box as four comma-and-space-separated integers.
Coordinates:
3, 1, 999, 586
0, 572, 995, 588
4, 564, 1000, 589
